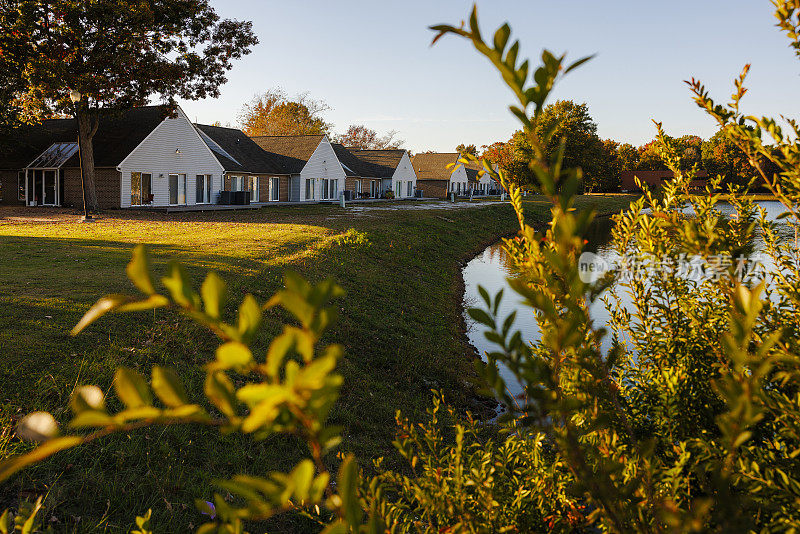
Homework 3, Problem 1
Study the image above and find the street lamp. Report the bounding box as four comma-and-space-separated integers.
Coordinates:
69, 89, 92, 222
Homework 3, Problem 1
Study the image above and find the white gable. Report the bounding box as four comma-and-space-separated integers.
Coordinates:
118, 106, 224, 207
299, 136, 346, 201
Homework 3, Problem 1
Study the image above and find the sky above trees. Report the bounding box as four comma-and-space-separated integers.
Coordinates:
175, 0, 800, 153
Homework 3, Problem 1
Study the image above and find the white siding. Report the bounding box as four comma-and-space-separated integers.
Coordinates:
298, 137, 346, 201
390, 151, 417, 198
449, 164, 469, 194
118, 107, 223, 208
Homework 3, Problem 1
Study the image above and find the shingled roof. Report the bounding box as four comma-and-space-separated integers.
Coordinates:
195, 124, 288, 175
411, 152, 460, 181
0, 106, 169, 170
346, 149, 405, 179
249, 134, 326, 174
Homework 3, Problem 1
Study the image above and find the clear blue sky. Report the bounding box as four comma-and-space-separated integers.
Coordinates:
177, 1, 800, 153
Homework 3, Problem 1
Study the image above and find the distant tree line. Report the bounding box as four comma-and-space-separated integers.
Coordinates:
462, 100, 774, 192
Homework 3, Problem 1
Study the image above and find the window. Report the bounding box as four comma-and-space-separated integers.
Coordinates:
395, 181, 401, 198
305, 178, 314, 200
131, 172, 152, 205
17, 171, 25, 201
407, 181, 413, 197
321, 179, 338, 200
270, 177, 280, 201
247, 176, 259, 202
196, 175, 212, 204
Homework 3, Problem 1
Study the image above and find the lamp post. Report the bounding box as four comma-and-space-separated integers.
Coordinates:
69, 89, 92, 222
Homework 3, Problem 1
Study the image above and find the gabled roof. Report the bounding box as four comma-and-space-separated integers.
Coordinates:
195, 124, 289, 175
346, 149, 406, 179
330, 144, 370, 177
411, 152, 460, 181
249, 134, 326, 174
0, 106, 170, 170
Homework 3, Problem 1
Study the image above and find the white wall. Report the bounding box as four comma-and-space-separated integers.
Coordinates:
118, 107, 223, 207
449, 164, 469, 194
390, 151, 417, 198
298, 137, 346, 201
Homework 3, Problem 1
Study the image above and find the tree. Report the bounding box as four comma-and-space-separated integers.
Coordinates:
455, 143, 478, 156
702, 128, 756, 187
239, 88, 332, 137
638, 140, 668, 170
3, 0, 257, 212
617, 142, 640, 173
534, 100, 605, 189
334, 124, 404, 149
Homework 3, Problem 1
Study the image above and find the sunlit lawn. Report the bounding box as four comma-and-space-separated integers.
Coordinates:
0, 196, 633, 531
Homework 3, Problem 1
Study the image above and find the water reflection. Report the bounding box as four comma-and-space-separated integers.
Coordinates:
462, 201, 788, 402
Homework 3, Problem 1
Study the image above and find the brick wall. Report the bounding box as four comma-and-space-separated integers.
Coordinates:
0, 170, 25, 205
416, 180, 448, 199
62, 167, 121, 209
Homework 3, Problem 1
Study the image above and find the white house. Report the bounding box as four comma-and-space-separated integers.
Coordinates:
346, 149, 418, 199
119, 107, 225, 208
251, 135, 346, 202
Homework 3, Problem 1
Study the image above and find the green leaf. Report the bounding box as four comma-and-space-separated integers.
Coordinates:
238, 294, 262, 342
114, 368, 152, 408
71, 295, 131, 335
126, 244, 155, 295
69, 410, 114, 428
564, 54, 595, 74
290, 459, 315, 501
319, 521, 347, 534
0, 436, 83, 483
0, 509, 10, 534
214, 342, 254, 371
493, 23, 510, 52
201, 272, 226, 319
151, 366, 188, 408
467, 307, 495, 328
161, 261, 199, 309
205, 372, 237, 418
337, 455, 362, 527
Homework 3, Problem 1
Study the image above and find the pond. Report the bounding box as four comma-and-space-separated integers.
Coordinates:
462, 201, 790, 402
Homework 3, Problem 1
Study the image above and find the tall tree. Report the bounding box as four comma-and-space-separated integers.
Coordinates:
334, 124, 404, 149
239, 89, 332, 137
4, 0, 257, 212
702, 128, 755, 187
535, 100, 604, 188
455, 143, 478, 156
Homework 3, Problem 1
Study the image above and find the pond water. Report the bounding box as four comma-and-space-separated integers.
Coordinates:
462, 201, 790, 401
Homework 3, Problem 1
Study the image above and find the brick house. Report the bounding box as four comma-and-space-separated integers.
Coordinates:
620, 170, 707, 192
411, 152, 470, 198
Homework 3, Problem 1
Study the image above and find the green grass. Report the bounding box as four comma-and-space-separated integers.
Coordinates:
0, 195, 633, 531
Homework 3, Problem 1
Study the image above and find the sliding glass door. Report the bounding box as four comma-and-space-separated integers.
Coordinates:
169, 174, 187, 205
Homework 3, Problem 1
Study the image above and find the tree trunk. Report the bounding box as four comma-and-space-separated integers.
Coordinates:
75, 107, 100, 212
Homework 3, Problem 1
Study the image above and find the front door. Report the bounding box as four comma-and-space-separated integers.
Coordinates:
43, 170, 57, 205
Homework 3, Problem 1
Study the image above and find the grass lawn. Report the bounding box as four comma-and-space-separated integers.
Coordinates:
0, 195, 633, 531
